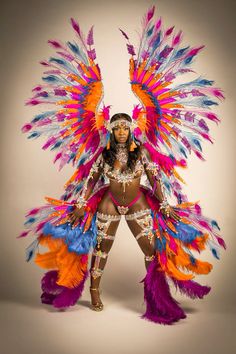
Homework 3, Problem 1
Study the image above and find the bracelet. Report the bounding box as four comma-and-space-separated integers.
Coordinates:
75, 195, 87, 209
159, 200, 171, 217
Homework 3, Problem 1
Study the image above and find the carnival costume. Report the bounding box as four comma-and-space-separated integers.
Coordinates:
19, 6, 226, 324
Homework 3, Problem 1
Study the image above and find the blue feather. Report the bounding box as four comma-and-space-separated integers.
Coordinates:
155, 237, 166, 252
24, 217, 36, 225
25, 239, 39, 262
152, 32, 161, 50
203, 100, 218, 106
211, 248, 220, 259
199, 79, 214, 86
51, 141, 63, 150
32, 111, 55, 123
173, 46, 189, 59
211, 220, 220, 230
42, 75, 58, 83
189, 255, 196, 265
28, 131, 41, 139
192, 138, 202, 151
147, 25, 154, 37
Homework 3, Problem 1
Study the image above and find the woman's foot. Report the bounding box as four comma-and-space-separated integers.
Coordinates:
90, 287, 104, 311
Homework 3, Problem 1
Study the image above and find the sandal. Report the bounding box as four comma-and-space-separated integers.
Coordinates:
90, 287, 104, 311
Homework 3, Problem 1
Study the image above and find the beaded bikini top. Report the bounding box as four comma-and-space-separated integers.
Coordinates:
90, 145, 159, 192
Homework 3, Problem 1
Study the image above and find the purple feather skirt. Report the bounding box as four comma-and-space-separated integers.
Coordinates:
140, 257, 211, 325
41, 270, 89, 309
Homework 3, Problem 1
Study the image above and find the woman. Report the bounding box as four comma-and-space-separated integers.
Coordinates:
69, 112, 180, 311
20, 9, 225, 325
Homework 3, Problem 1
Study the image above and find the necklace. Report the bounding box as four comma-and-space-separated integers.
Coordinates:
116, 143, 128, 165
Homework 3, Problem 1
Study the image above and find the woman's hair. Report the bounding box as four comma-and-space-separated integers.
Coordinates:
102, 113, 141, 171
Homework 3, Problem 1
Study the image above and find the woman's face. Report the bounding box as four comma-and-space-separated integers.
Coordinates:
112, 120, 130, 143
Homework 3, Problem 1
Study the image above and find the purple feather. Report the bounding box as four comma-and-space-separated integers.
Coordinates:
41, 270, 89, 309
198, 118, 209, 131
145, 6, 155, 24
21, 124, 32, 133
127, 44, 136, 56
165, 26, 175, 37
87, 26, 94, 46
140, 257, 186, 325
17, 230, 30, 238
171, 278, 211, 299
32, 86, 43, 92
40, 61, 50, 66
155, 17, 162, 30
172, 30, 183, 46
48, 40, 63, 49
70, 18, 82, 37
215, 236, 226, 249
56, 51, 74, 62
119, 28, 129, 40
88, 49, 96, 60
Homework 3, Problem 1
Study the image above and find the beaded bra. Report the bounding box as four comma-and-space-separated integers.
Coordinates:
87, 145, 160, 193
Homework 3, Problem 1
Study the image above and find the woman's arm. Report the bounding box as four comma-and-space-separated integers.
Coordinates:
69, 154, 104, 227
141, 147, 180, 222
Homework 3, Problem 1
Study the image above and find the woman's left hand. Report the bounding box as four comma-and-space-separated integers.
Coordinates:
161, 205, 181, 222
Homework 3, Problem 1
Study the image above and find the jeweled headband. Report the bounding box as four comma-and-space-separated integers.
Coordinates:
106, 119, 136, 132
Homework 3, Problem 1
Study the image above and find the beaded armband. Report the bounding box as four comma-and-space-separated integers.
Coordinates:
75, 195, 87, 209
144, 161, 160, 176
141, 148, 160, 177
80, 154, 104, 199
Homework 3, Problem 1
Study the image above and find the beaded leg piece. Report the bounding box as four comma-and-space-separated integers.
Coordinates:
125, 209, 154, 244
90, 212, 121, 311
125, 209, 156, 269
96, 211, 121, 249
90, 249, 108, 311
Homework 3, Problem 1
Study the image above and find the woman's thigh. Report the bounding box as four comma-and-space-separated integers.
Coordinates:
96, 191, 121, 252
125, 195, 156, 256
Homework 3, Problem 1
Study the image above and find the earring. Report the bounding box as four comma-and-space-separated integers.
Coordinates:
106, 133, 111, 150
129, 139, 137, 151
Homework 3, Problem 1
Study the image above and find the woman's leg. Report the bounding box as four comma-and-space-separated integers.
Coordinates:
125, 193, 186, 323
90, 192, 121, 309
124, 191, 156, 269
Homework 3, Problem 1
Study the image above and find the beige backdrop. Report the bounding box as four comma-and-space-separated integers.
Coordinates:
0, 0, 235, 353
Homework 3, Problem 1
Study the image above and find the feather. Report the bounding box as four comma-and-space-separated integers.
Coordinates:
140, 257, 186, 324
119, 28, 129, 40
48, 40, 64, 49
87, 26, 94, 46
26, 239, 39, 262
171, 278, 211, 299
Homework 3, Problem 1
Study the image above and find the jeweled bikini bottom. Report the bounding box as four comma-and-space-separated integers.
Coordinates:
108, 190, 141, 215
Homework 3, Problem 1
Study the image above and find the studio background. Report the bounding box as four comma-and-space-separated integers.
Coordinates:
0, 0, 235, 353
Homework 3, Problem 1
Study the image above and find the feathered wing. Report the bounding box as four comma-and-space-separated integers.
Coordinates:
120, 6, 224, 203
22, 18, 110, 199
19, 19, 111, 308
121, 7, 226, 283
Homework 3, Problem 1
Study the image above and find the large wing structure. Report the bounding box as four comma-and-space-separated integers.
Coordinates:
121, 7, 226, 283
18, 20, 111, 309
22, 18, 110, 199
120, 6, 224, 203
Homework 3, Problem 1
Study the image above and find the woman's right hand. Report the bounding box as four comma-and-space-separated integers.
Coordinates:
68, 206, 86, 229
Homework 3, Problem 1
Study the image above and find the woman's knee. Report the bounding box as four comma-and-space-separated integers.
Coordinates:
96, 238, 115, 253
137, 235, 156, 257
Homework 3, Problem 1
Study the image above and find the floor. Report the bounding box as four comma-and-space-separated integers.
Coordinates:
1, 289, 235, 354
